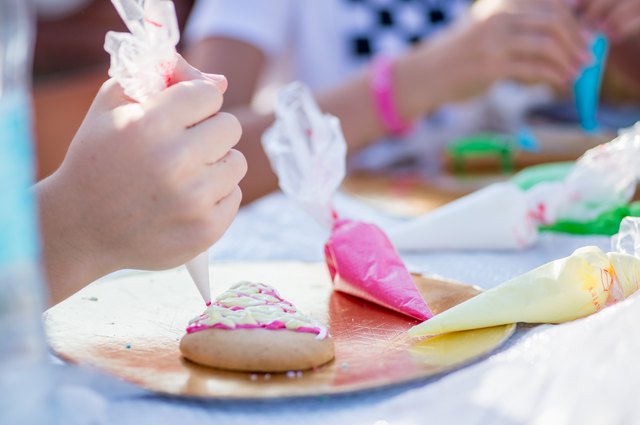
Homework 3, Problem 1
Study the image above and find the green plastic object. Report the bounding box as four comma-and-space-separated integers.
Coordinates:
540, 202, 640, 236
511, 162, 574, 191
513, 162, 637, 236
447, 133, 515, 173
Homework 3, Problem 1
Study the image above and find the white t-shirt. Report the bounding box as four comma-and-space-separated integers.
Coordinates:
186, 0, 470, 91
185, 0, 550, 171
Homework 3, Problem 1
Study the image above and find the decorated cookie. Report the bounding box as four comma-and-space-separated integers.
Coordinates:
180, 281, 335, 372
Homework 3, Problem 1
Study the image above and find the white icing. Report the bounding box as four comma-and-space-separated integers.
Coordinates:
187, 281, 328, 339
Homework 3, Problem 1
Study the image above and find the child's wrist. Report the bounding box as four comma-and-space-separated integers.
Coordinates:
369, 55, 416, 136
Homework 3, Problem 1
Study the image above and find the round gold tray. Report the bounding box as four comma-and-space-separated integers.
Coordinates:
44, 262, 515, 399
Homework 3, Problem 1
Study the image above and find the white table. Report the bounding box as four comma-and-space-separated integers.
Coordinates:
51, 192, 639, 425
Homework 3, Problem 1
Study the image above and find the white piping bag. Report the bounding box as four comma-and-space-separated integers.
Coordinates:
185, 251, 211, 305
104, 0, 210, 305
389, 122, 640, 251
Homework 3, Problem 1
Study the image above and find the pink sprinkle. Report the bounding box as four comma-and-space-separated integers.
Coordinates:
144, 17, 163, 28
163, 71, 172, 88
296, 326, 322, 335
205, 301, 212, 307
186, 321, 323, 335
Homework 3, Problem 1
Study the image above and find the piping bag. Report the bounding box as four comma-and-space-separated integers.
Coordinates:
389, 122, 640, 251
409, 217, 640, 337
104, 0, 211, 305
262, 82, 432, 321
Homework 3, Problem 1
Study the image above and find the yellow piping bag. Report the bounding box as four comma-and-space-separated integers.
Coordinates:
409, 240, 640, 337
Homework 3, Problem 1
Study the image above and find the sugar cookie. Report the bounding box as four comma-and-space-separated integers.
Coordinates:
180, 282, 334, 372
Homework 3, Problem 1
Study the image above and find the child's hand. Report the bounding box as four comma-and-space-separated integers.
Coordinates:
468, 0, 590, 90
399, 0, 592, 113
576, 0, 640, 42
38, 56, 246, 304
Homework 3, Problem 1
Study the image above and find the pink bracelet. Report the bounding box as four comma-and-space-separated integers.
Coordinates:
370, 55, 414, 136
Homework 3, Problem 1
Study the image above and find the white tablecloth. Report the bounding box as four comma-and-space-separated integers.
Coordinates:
52, 192, 640, 425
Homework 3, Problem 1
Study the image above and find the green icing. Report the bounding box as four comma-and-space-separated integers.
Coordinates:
541, 202, 640, 236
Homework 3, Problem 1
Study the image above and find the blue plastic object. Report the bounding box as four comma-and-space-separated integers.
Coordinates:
516, 127, 539, 152
573, 33, 608, 132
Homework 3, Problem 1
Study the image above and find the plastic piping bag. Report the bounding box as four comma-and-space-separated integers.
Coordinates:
409, 217, 640, 337
262, 82, 432, 321
389, 122, 640, 251
104, 0, 210, 305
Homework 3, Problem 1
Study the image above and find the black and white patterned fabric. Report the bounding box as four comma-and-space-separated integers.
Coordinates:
344, 0, 471, 60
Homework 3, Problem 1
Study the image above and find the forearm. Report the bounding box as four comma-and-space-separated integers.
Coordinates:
316, 73, 385, 152
224, 78, 386, 203
316, 38, 456, 151
186, 36, 460, 203
227, 107, 279, 203
37, 173, 110, 306
607, 36, 640, 94
227, 63, 444, 203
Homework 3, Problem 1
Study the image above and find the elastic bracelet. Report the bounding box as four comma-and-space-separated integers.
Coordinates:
370, 55, 414, 136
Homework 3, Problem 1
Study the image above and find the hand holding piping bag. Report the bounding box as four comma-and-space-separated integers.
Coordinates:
104, 0, 220, 305
409, 217, 640, 337
571, 0, 640, 132
39, 56, 244, 305
576, 0, 640, 43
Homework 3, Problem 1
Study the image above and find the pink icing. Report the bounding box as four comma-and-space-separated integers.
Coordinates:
324, 218, 433, 321
186, 315, 323, 336
189, 320, 290, 333
185, 282, 326, 337
185, 321, 321, 336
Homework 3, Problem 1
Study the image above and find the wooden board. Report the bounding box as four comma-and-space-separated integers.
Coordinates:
45, 262, 515, 399
342, 173, 503, 217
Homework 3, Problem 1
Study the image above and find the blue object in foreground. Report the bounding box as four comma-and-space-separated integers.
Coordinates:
573, 33, 608, 132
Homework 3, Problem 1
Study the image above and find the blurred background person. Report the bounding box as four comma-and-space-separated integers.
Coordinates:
184, 0, 640, 202
32, 0, 640, 204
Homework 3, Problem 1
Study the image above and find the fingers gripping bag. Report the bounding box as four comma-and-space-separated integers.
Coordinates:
103, 0, 211, 304
104, 0, 179, 102
262, 82, 433, 321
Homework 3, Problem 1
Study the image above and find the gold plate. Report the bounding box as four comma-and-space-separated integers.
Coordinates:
44, 262, 515, 399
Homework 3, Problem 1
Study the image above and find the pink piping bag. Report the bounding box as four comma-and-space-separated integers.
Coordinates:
104, 0, 210, 305
262, 82, 432, 321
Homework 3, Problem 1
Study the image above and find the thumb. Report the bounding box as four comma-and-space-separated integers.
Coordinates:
88, 78, 132, 112
171, 54, 228, 94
